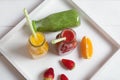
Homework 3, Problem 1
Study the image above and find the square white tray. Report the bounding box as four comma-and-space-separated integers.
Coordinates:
90, 49, 120, 80
0, 0, 120, 80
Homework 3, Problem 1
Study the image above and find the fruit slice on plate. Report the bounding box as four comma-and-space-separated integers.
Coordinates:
44, 67, 54, 80
61, 59, 75, 70
80, 36, 93, 59
60, 74, 69, 80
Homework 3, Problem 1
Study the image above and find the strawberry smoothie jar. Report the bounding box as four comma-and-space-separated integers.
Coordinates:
56, 29, 77, 55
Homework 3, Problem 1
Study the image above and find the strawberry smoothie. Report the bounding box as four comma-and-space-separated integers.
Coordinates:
56, 29, 77, 55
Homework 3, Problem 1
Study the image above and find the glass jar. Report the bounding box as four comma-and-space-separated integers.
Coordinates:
27, 32, 49, 59
56, 29, 77, 55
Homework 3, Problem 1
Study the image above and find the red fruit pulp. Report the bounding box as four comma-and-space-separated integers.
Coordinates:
44, 68, 54, 79
61, 29, 75, 43
60, 74, 69, 80
61, 59, 75, 70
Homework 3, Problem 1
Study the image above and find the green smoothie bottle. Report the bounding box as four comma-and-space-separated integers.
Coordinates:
32, 9, 80, 32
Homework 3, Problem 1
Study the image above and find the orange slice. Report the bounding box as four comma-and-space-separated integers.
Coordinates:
80, 36, 93, 59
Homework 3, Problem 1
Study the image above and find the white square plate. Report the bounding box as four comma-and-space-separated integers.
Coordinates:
90, 49, 120, 80
0, 0, 119, 80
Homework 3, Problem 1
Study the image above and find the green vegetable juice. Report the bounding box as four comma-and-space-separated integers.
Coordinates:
32, 9, 80, 32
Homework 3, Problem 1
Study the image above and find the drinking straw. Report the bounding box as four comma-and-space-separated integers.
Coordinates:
24, 8, 37, 38
51, 37, 66, 44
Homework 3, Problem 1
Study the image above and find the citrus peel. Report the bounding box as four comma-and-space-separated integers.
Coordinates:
80, 36, 93, 59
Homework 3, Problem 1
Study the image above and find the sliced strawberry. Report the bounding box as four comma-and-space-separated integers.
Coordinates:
60, 74, 69, 80
61, 59, 75, 70
44, 67, 54, 80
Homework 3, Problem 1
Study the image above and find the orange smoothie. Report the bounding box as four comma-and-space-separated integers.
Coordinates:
28, 32, 48, 59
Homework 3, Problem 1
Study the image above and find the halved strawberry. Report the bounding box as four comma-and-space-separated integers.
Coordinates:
61, 59, 75, 70
60, 74, 69, 80
44, 67, 54, 80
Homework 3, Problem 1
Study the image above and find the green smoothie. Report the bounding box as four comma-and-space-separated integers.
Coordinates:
32, 9, 80, 32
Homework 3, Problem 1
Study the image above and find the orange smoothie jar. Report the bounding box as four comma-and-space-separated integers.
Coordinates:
27, 32, 49, 59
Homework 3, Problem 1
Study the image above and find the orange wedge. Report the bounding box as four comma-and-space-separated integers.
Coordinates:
80, 36, 93, 59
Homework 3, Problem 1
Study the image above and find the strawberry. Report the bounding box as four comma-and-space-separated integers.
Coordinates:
61, 59, 75, 70
44, 67, 54, 80
60, 74, 69, 80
